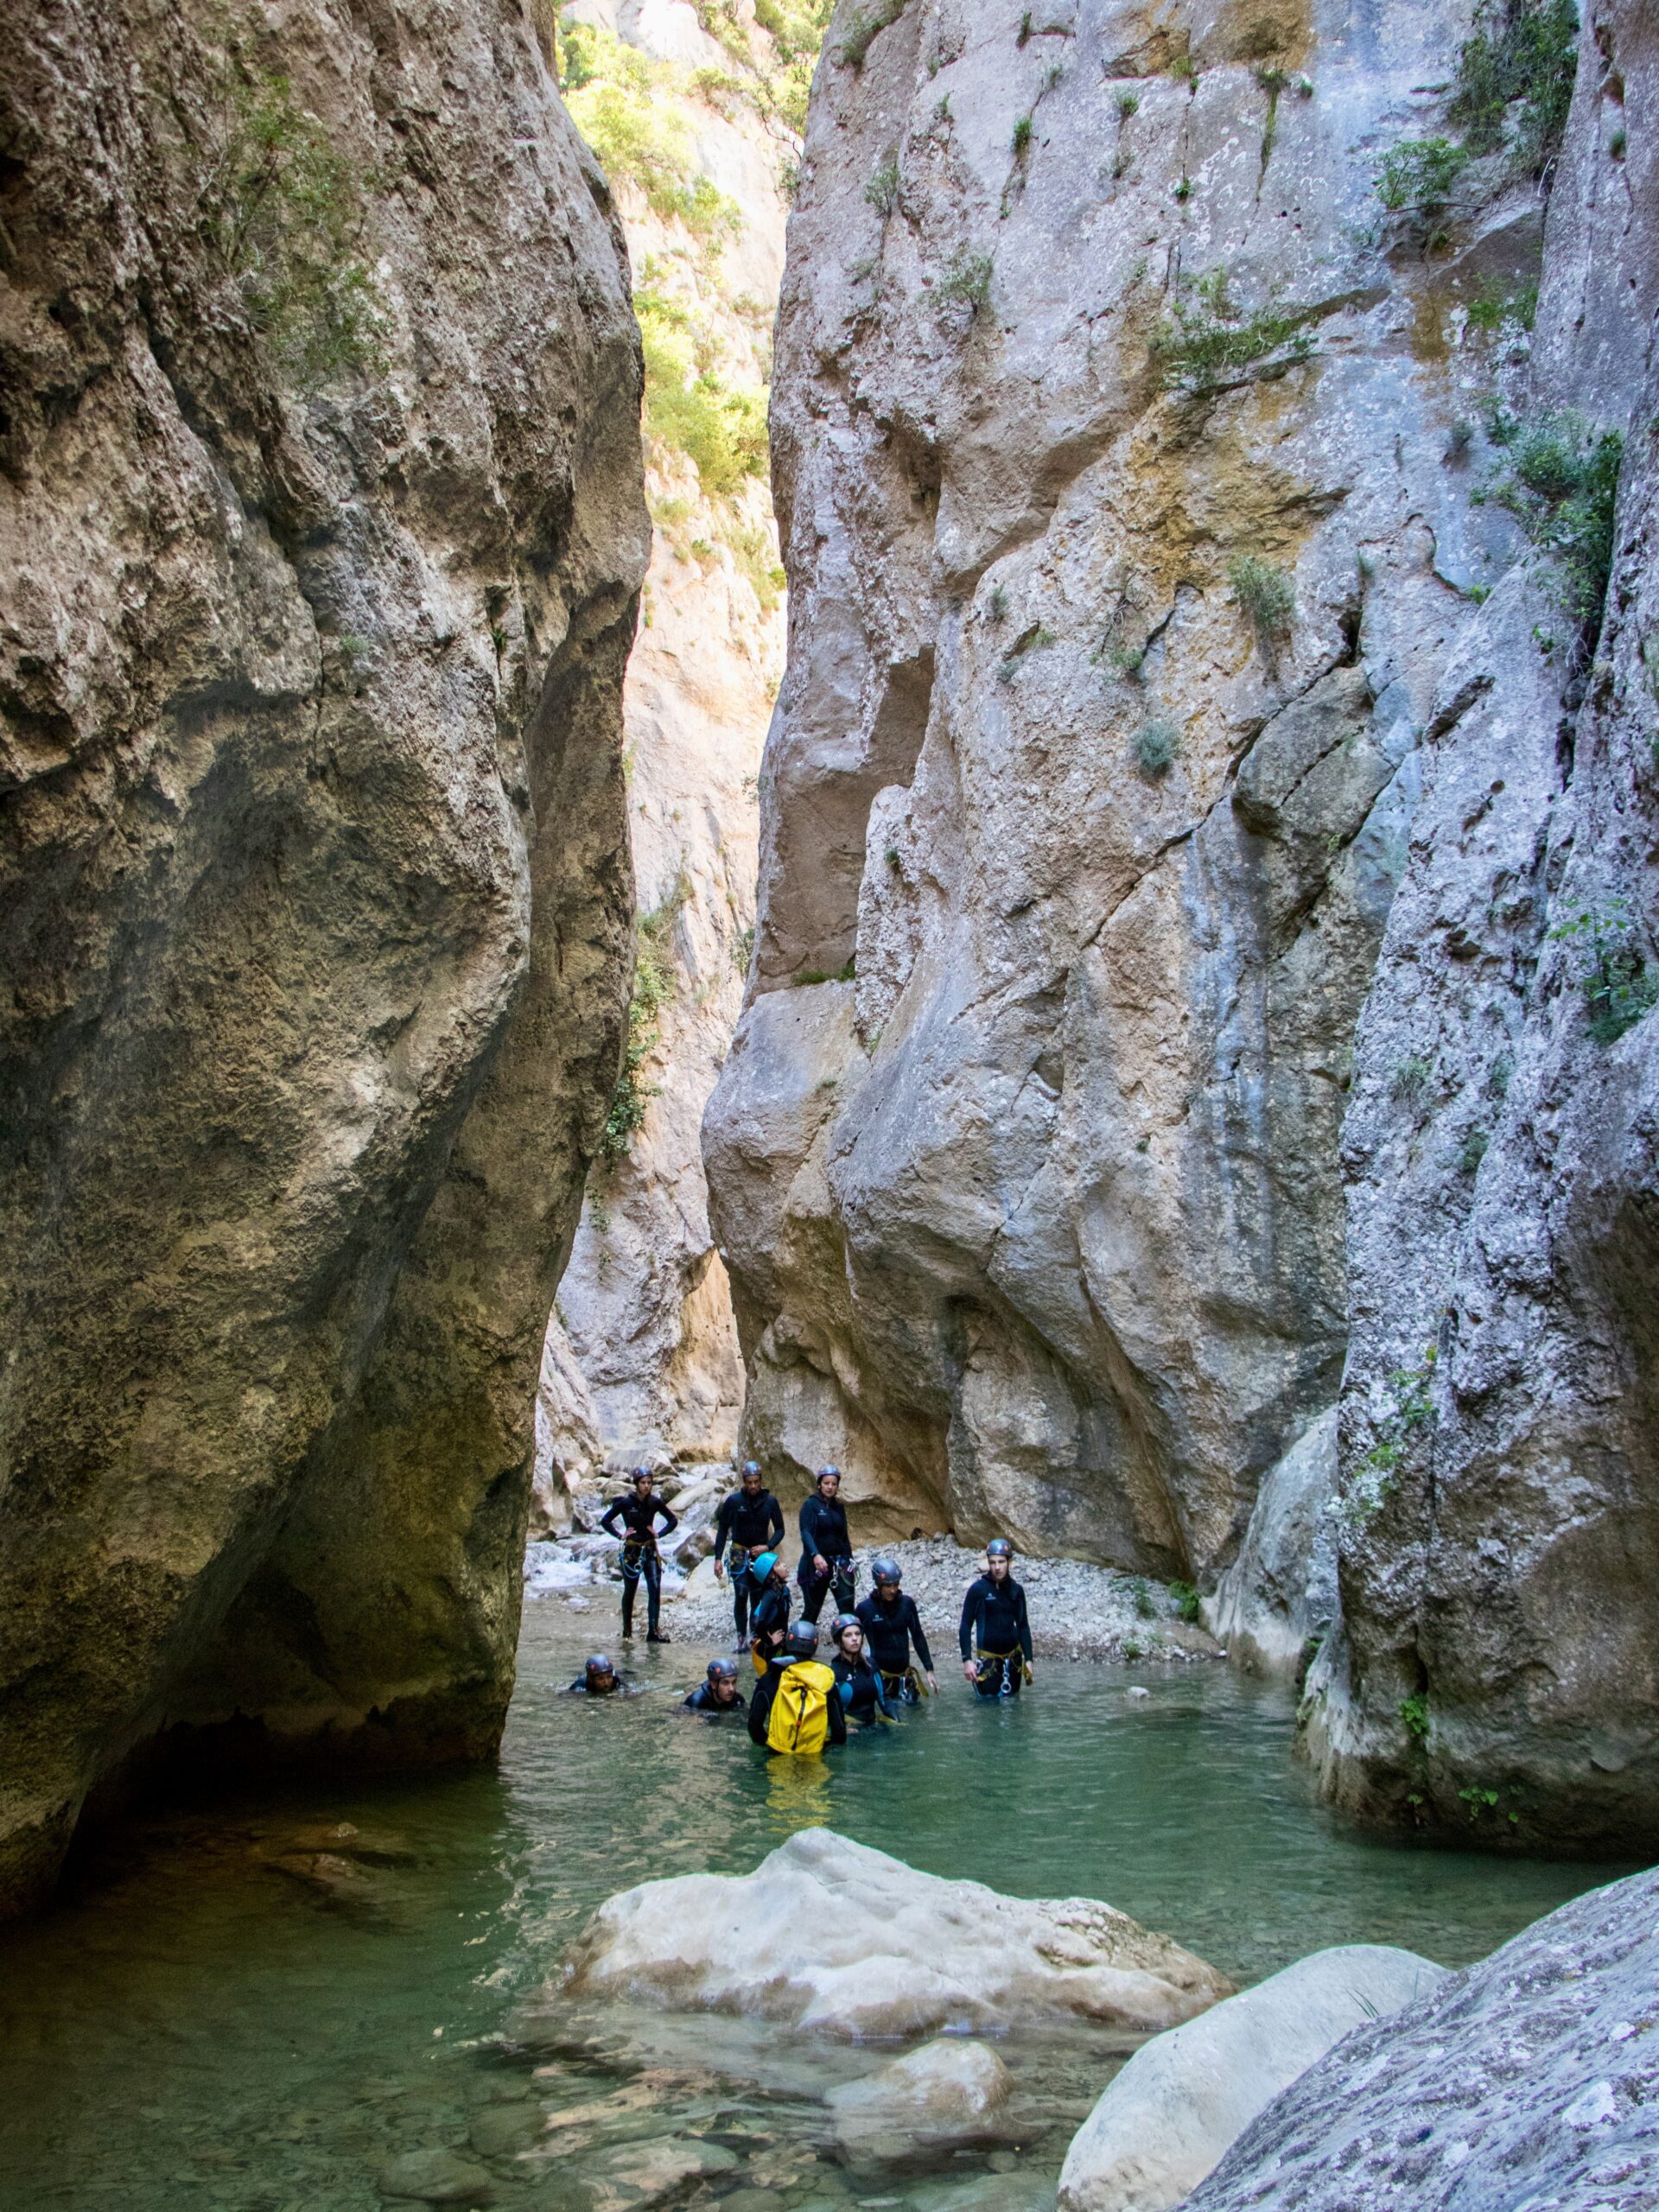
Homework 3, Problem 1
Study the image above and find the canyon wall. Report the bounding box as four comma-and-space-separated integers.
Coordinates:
1304, 0, 1659, 1855
707, 0, 1659, 1845
0, 0, 647, 1913
532, 0, 795, 1505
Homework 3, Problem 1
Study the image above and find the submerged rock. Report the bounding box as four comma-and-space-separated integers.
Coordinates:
557, 1827, 1230, 2038
1058, 1942, 1446, 2211
828, 2037, 1017, 2173
375, 2147, 496, 2204
1186, 1867, 1659, 2211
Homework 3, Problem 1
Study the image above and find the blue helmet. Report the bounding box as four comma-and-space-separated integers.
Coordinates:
707, 1656, 738, 1681
986, 1537, 1013, 1561
741, 1459, 762, 1479
750, 1549, 780, 1583
785, 1624, 820, 1660
586, 1652, 614, 1675
816, 1464, 842, 1486
830, 1612, 862, 1645
872, 1554, 902, 1586
632, 1465, 653, 1483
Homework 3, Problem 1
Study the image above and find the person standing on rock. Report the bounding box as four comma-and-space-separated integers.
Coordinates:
959, 1540, 1034, 1699
682, 1657, 747, 1715
798, 1465, 855, 1624
601, 1467, 678, 1643
855, 1558, 938, 1702
713, 1460, 784, 1649
747, 1549, 792, 1675
747, 1624, 846, 1754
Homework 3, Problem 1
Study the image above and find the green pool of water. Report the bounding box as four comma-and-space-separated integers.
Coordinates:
0, 1604, 1629, 2212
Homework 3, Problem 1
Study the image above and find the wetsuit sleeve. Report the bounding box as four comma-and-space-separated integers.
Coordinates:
713, 1496, 735, 1561
654, 1501, 678, 1535
1017, 1586, 1033, 1662
958, 1583, 979, 1661
907, 1598, 933, 1672
798, 1497, 820, 1557
599, 1497, 626, 1537
826, 1685, 847, 1745
766, 1494, 785, 1547
747, 1674, 775, 1745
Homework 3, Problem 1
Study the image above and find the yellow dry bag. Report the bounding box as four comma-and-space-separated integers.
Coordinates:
765, 1660, 836, 1755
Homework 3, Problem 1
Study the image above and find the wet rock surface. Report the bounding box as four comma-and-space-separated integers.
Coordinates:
0, 0, 647, 1913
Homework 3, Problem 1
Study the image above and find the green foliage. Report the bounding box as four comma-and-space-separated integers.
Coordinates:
935, 249, 995, 315
637, 294, 767, 496
1152, 269, 1316, 395
1131, 1577, 1156, 1620
1398, 1691, 1431, 1741
1550, 897, 1659, 1044
1169, 1580, 1202, 1625
1173, 175, 1193, 202
1465, 276, 1538, 330
733, 921, 755, 976
203, 67, 384, 389
726, 514, 787, 611
567, 35, 742, 234
865, 153, 900, 213
1459, 1785, 1503, 1818
1228, 553, 1296, 655
602, 877, 688, 1168
1116, 88, 1140, 117
836, 0, 908, 68
988, 584, 1009, 622
1446, 0, 1579, 172
1134, 719, 1179, 776
1333, 1347, 1438, 1529
1611, 126, 1627, 159
1168, 50, 1197, 86
1479, 409, 1621, 632
1391, 1054, 1433, 1108
1012, 111, 1034, 157
1376, 137, 1470, 244
1458, 1124, 1491, 1173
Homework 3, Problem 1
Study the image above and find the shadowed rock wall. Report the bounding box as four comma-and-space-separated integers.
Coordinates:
0, 0, 648, 1912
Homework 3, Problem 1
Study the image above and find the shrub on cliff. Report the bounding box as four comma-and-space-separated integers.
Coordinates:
1478, 407, 1622, 633
1152, 270, 1316, 396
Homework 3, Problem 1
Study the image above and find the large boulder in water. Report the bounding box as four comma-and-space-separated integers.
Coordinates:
556, 1827, 1230, 2038
1185, 1868, 1659, 2212
1058, 1942, 1446, 2212
828, 2037, 1018, 2172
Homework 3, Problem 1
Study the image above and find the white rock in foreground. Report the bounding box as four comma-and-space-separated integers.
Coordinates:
558, 1827, 1230, 2038
1058, 1942, 1446, 2212
828, 2037, 1016, 2172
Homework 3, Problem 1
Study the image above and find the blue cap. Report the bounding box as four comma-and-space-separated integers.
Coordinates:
750, 1550, 779, 1582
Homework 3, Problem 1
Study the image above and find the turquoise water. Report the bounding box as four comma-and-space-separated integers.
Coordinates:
0, 1605, 1630, 2212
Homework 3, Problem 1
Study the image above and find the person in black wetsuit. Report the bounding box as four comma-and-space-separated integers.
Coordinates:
713, 1461, 785, 1649
600, 1467, 678, 1643
855, 1556, 938, 1702
958, 1538, 1034, 1698
829, 1615, 893, 1726
566, 1653, 637, 1695
746, 1549, 791, 1675
798, 1465, 855, 1624
683, 1656, 747, 1714
747, 1624, 847, 1752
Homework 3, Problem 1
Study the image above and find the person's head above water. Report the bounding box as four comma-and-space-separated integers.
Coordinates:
705, 1656, 739, 1703
584, 1652, 617, 1689
830, 1612, 863, 1656
986, 1536, 1013, 1581
785, 1624, 820, 1662
815, 1465, 841, 1495
871, 1554, 902, 1595
740, 1459, 763, 1493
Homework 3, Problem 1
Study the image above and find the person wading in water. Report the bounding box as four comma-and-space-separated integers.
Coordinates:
747, 1624, 846, 1755
959, 1538, 1034, 1698
746, 1549, 792, 1675
797, 1465, 855, 1624
682, 1656, 747, 1714
600, 1466, 678, 1643
713, 1460, 784, 1649
855, 1556, 939, 1702
829, 1614, 893, 1726
566, 1653, 637, 1696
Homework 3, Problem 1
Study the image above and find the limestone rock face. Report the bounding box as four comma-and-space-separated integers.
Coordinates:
557, 1826, 1231, 2037
1058, 1942, 1448, 2212
703, 0, 1522, 1573
1209, 1408, 1338, 1679
1186, 1868, 1659, 2211
1306, 0, 1659, 1854
0, 0, 647, 1912
534, 0, 792, 1473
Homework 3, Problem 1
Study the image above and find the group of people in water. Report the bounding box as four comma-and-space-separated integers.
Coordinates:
571, 1463, 1035, 1752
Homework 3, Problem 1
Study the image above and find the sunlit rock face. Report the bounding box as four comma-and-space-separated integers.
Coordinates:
531, 0, 791, 1487
705, 0, 1519, 1569
1306, 0, 1659, 1857
0, 0, 647, 1914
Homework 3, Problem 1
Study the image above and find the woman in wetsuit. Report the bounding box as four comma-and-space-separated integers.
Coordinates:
958, 1538, 1034, 1698
600, 1467, 678, 1643
829, 1614, 893, 1726
797, 1465, 855, 1624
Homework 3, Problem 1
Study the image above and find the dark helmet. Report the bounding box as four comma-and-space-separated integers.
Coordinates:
785, 1624, 820, 1661
707, 1656, 738, 1681
586, 1652, 614, 1675
741, 1459, 762, 1479
632, 1464, 653, 1484
872, 1554, 902, 1587
829, 1611, 862, 1646
816, 1464, 842, 1486
986, 1537, 1013, 1560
